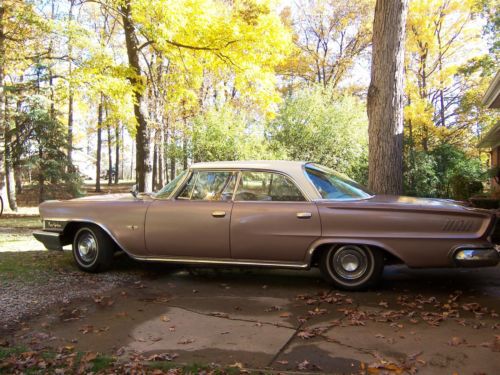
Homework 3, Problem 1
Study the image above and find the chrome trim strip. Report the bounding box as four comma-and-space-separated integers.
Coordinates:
131, 255, 309, 269
33, 230, 61, 238
43, 217, 311, 269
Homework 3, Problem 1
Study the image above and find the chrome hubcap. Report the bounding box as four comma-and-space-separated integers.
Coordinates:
77, 232, 97, 263
332, 245, 368, 280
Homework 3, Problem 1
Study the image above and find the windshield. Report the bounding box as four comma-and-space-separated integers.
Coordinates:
305, 164, 373, 200
154, 169, 188, 198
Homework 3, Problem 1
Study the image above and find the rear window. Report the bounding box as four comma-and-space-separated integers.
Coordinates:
305, 164, 372, 200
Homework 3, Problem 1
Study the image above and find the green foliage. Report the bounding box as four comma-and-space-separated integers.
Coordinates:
16, 96, 83, 197
404, 144, 486, 200
267, 85, 369, 183
404, 151, 440, 198
190, 105, 277, 162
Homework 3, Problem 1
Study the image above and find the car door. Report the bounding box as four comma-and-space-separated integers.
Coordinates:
145, 170, 237, 258
230, 170, 321, 262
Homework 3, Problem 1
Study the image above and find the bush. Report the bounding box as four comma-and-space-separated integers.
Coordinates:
267, 85, 369, 183
404, 143, 486, 200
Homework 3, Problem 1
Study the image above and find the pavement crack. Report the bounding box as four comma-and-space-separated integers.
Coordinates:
266, 288, 335, 368
166, 304, 296, 330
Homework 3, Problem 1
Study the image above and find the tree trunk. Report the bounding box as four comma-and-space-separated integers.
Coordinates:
67, 91, 74, 168
130, 139, 134, 182
95, 96, 103, 192
0, 0, 6, 205
38, 146, 44, 203
152, 139, 157, 190
367, 0, 408, 195
114, 123, 119, 184
121, 0, 152, 192
107, 122, 112, 186
67, 0, 75, 171
4, 95, 16, 210
14, 94, 22, 194
158, 125, 164, 187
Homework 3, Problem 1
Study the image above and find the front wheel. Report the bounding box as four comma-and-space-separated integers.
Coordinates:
73, 225, 114, 272
319, 244, 384, 291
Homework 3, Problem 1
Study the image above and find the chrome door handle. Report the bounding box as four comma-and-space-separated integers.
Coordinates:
296, 212, 312, 219
212, 211, 226, 218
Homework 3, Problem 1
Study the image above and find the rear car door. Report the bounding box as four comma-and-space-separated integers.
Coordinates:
145, 170, 237, 258
230, 171, 321, 262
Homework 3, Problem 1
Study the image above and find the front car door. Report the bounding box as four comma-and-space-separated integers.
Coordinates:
145, 169, 237, 258
230, 170, 321, 262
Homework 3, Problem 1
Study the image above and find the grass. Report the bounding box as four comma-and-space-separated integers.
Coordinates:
0, 214, 45, 252
145, 361, 253, 374
0, 251, 74, 282
0, 346, 254, 374
0, 346, 116, 374
0, 215, 42, 229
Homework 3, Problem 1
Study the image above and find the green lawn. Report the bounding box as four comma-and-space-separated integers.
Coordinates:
0, 251, 74, 283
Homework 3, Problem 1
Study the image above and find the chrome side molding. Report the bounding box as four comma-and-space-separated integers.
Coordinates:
131, 255, 309, 269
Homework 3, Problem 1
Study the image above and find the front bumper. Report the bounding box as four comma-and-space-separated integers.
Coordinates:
33, 230, 63, 251
453, 247, 499, 267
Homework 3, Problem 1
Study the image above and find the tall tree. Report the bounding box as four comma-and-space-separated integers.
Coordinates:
95, 95, 103, 192
282, 0, 373, 89
367, 0, 408, 194
120, 0, 152, 192
0, 0, 6, 203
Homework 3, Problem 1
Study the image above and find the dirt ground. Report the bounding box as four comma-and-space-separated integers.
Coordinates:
1, 214, 500, 374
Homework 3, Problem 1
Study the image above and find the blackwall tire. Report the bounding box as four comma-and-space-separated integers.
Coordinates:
72, 225, 114, 273
319, 244, 384, 291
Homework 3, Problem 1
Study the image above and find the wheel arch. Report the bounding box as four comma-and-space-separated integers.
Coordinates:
306, 239, 405, 267
62, 220, 126, 253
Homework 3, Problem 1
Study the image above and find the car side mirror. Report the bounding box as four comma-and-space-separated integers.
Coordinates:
130, 184, 139, 198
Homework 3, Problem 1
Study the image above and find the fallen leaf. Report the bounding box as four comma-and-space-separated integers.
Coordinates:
146, 353, 178, 361
448, 336, 465, 346
297, 360, 310, 370
81, 352, 97, 362
160, 315, 170, 322
297, 330, 315, 339
280, 312, 291, 318
379, 301, 389, 308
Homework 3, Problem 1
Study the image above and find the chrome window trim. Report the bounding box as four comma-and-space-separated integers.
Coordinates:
170, 167, 313, 202
153, 170, 191, 200
232, 169, 310, 202
174, 169, 238, 202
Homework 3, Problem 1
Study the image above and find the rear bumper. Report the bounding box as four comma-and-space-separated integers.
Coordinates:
453, 247, 499, 267
33, 230, 63, 251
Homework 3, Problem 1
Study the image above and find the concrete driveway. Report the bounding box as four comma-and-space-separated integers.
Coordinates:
11, 261, 500, 374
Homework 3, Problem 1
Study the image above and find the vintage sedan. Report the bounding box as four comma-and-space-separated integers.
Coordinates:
34, 161, 499, 290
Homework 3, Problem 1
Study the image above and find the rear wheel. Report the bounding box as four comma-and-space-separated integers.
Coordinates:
319, 244, 384, 291
72, 225, 114, 272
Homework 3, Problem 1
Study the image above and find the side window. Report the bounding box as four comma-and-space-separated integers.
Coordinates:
235, 171, 305, 202
177, 171, 236, 201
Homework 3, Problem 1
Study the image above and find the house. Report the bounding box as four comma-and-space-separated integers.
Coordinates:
478, 71, 500, 193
